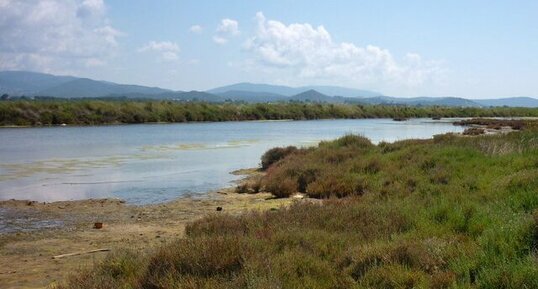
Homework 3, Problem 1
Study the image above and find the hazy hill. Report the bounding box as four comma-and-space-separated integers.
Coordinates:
207, 82, 299, 96
0, 71, 170, 98
290, 90, 336, 102
175, 91, 223, 102
207, 82, 381, 98
2, 71, 537, 107
215, 90, 288, 102
38, 78, 170, 98
0, 71, 76, 95
356, 96, 482, 107
475, 97, 538, 108
300, 85, 380, 98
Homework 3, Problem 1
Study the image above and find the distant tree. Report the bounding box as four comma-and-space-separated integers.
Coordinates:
1, 94, 9, 100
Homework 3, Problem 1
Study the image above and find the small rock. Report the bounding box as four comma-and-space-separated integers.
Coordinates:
216, 206, 223, 211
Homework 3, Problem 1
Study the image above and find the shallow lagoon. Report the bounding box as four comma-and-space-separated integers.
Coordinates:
0, 119, 464, 204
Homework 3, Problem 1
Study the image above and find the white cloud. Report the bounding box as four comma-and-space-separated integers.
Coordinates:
0, 0, 122, 73
217, 19, 239, 35
212, 36, 228, 45
77, 0, 104, 18
244, 12, 444, 90
189, 25, 203, 33
94, 25, 123, 46
138, 41, 180, 62
213, 18, 239, 45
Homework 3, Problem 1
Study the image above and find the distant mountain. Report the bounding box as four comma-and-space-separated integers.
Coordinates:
106, 91, 222, 102
38, 78, 170, 98
290, 90, 335, 102
356, 96, 481, 107
208, 82, 381, 98
0, 71, 76, 95
215, 90, 287, 102
208, 83, 299, 96
300, 85, 380, 98
0, 71, 170, 98
2, 71, 537, 107
176, 91, 223, 102
421, 97, 481, 107
474, 97, 538, 108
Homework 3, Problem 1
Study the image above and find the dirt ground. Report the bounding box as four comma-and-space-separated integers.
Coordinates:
0, 170, 295, 289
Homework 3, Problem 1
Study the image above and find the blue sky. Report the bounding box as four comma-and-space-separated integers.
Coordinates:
1, 0, 537, 98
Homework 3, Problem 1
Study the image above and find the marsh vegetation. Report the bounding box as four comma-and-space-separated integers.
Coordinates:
2, 100, 538, 126
56, 120, 538, 289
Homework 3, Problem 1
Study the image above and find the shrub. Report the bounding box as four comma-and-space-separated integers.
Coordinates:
306, 173, 368, 198
264, 175, 298, 198
463, 127, 485, 135
141, 236, 245, 288
235, 179, 261, 194
260, 146, 298, 170
54, 250, 147, 289
320, 134, 373, 149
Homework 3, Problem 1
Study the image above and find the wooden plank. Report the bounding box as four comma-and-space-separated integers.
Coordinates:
52, 248, 110, 259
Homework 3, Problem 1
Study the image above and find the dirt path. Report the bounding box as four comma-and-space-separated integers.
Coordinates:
0, 179, 293, 288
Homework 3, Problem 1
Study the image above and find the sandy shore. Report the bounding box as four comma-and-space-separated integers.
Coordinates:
0, 170, 295, 289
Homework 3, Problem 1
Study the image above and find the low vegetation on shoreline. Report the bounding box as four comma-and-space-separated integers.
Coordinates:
454, 118, 529, 136
2, 99, 538, 126
57, 120, 538, 289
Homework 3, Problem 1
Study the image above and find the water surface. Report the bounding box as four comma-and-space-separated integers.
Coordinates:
0, 119, 464, 204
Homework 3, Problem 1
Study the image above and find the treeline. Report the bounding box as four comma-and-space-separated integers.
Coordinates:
1, 99, 538, 126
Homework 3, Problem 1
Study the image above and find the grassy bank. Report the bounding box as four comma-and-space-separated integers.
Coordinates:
57, 121, 538, 289
2, 99, 538, 126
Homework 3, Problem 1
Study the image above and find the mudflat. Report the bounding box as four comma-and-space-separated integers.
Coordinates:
0, 171, 294, 289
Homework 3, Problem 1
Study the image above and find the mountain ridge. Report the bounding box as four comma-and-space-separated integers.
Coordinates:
1, 71, 537, 107
208, 82, 381, 98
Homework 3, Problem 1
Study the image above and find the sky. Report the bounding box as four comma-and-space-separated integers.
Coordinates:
1, 0, 537, 98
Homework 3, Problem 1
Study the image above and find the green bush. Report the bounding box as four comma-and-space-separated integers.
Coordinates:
260, 146, 298, 170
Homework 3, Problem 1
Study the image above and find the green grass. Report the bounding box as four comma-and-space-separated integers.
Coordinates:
2, 99, 538, 126
57, 121, 538, 289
